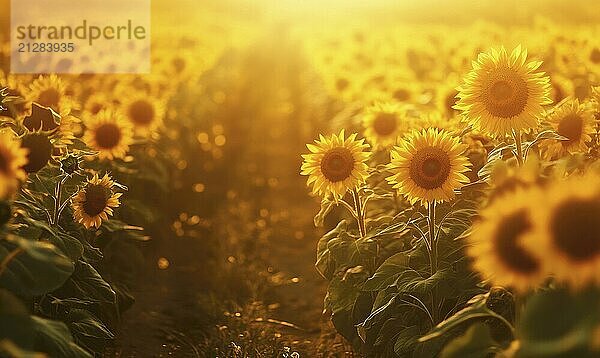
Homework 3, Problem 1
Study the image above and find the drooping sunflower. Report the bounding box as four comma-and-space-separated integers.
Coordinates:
362, 102, 408, 148
0, 130, 28, 199
542, 99, 595, 159
455, 46, 552, 136
121, 95, 165, 135
300, 130, 370, 199
524, 175, 600, 288
0, 73, 32, 121
20, 132, 53, 174
468, 189, 545, 292
386, 128, 471, 205
83, 110, 133, 160
72, 173, 122, 229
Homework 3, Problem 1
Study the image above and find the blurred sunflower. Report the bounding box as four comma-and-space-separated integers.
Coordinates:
301, 130, 370, 199
72, 173, 122, 229
27, 74, 74, 113
455, 46, 552, 136
542, 99, 595, 159
84, 110, 133, 160
0, 74, 32, 121
20, 132, 53, 174
362, 102, 407, 148
386, 128, 470, 205
468, 189, 544, 292
121, 95, 165, 135
0, 130, 28, 198
525, 175, 600, 288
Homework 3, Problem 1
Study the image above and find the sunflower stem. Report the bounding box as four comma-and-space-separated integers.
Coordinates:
427, 201, 438, 274
352, 188, 366, 238
51, 175, 68, 225
513, 130, 524, 166
427, 201, 439, 324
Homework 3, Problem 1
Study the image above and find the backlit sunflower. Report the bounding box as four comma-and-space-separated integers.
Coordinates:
524, 175, 600, 288
72, 173, 122, 229
27, 74, 74, 113
542, 99, 595, 159
0, 74, 32, 121
362, 102, 408, 148
83, 110, 133, 160
121, 95, 165, 135
20, 132, 53, 174
455, 46, 552, 136
386, 128, 471, 205
468, 189, 545, 292
300, 130, 370, 199
0, 130, 28, 199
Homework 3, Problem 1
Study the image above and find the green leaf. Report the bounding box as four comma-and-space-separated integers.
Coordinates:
67, 309, 114, 353
0, 235, 73, 297
516, 288, 600, 358
420, 291, 513, 343
363, 252, 409, 291
31, 316, 92, 358
314, 196, 335, 227
315, 220, 348, 279
440, 322, 499, 358
59, 261, 116, 304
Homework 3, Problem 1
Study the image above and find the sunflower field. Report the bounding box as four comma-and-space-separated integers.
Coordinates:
1, 0, 600, 357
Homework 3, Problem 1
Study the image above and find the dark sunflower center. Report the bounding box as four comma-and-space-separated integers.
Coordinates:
393, 88, 411, 102
94, 123, 122, 149
82, 184, 110, 217
445, 90, 458, 112
494, 209, 539, 274
484, 69, 529, 118
37, 88, 60, 109
128, 100, 155, 125
21, 133, 53, 173
372, 113, 397, 137
557, 114, 583, 143
591, 48, 600, 64
409, 147, 451, 190
320, 147, 355, 183
550, 199, 600, 263
23, 103, 60, 132
0, 149, 8, 174
336, 78, 349, 91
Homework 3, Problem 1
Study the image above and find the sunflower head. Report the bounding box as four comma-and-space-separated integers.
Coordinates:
386, 128, 471, 205
542, 98, 595, 159
20, 132, 53, 174
72, 173, 122, 229
27, 74, 73, 113
455, 46, 552, 136
122, 95, 164, 135
362, 102, 409, 148
525, 175, 600, 288
0, 130, 28, 199
468, 189, 545, 292
83, 109, 133, 160
301, 130, 370, 199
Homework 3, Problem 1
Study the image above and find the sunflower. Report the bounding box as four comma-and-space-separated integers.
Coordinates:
0, 74, 32, 121
362, 102, 408, 148
121, 95, 165, 135
300, 130, 370, 199
0, 130, 28, 199
27, 74, 74, 113
20, 132, 53, 174
386, 128, 471, 205
467, 189, 544, 292
524, 175, 600, 288
20, 103, 77, 148
455, 46, 552, 136
72, 173, 122, 229
542, 99, 595, 159
83, 110, 133, 160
